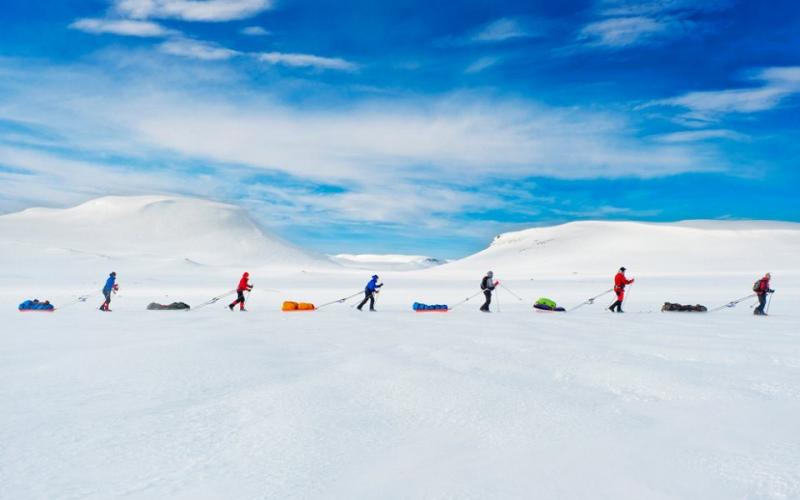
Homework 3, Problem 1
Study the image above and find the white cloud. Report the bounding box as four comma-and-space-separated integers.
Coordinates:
575, 0, 730, 49
465, 57, 499, 74
578, 16, 672, 47
114, 0, 271, 22
471, 18, 538, 43
0, 57, 728, 229
257, 52, 357, 71
598, 0, 732, 17
646, 66, 800, 121
240, 26, 270, 36
439, 17, 542, 47
69, 18, 176, 37
159, 38, 240, 60
652, 129, 746, 143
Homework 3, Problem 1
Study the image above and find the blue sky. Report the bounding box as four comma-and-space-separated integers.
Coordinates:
0, 0, 798, 258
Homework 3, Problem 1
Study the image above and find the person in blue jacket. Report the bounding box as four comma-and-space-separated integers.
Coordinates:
356, 275, 383, 312
100, 272, 118, 312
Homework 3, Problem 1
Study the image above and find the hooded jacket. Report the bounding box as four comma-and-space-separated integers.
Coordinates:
237, 273, 252, 292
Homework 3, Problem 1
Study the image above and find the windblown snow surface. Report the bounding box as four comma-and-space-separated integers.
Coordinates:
1, 197, 799, 499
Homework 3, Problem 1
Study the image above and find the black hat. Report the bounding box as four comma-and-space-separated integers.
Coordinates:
619, 267, 626, 272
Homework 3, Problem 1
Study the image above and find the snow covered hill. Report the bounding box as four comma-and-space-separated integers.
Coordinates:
0, 196, 330, 269
440, 220, 800, 278
331, 253, 448, 271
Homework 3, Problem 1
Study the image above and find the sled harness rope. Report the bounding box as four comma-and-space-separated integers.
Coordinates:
568, 288, 614, 312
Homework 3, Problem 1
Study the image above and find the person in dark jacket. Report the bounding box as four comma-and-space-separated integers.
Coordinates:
480, 271, 498, 312
608, 267, 634, 313
357, 275, 383, 311
229, 272, 253, 311
753, 272, 774, 316
100, 272, 118, 311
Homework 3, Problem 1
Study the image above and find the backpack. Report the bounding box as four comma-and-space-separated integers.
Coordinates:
752, 280, 762, 292
480, 276, 490, 290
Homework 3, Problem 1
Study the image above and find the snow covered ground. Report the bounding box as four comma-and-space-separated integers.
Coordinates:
331, 253, 447, 271
1, 197, 799, 499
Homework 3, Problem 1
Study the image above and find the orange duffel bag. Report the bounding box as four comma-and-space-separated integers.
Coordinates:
282, 301, 299, 311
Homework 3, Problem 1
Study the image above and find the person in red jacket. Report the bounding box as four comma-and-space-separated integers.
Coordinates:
609, 267, 634, 313
753, 272, 774, 316
229, 272, 253, 311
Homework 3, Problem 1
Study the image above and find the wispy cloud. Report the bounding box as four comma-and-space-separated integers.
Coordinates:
438, 17, 543, 47
652, 129, 746, 143
114, 0, 271, 22
240, 26, 270, 36
69, 18, 176, 37
646, 66, 800, 122
257, 52, 357, 71
0, 57, 727, 233
578, 16, 674, 47
464, 56, 499, 74
470, 17, 539, 43
159, 38, 240, 60
575, 0, 730, 49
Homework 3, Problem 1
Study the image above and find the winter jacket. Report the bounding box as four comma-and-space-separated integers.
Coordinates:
481, 276, 497, 291
756, 277, 773, 295
237, 275, 252, 292
103, 275, 116, 293
365, 277, 382, 293
614, 272, 633, 291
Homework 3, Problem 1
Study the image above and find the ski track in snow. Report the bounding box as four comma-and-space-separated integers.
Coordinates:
2, 288, 799, 499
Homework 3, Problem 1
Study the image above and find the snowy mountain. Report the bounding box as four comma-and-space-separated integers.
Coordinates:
0, 196, 330, 268
439, 220, 800, 277
331, 253, 448, 271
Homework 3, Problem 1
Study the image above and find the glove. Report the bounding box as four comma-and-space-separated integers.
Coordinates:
769, 289, 775, 293
630, 278, 635, 283
494, 280, 500, 286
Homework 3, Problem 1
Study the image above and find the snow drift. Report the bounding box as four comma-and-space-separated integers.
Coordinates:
0, 196, 329, 268
440, 220, 800, 278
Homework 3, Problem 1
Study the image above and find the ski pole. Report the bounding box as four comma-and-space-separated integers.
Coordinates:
317, 291, 363, 310
568, 288, 614, 312
622, 282, 634, 309
499, 283, 524, 301
765, 291, 774, 314
496, 287, 501, 313
449, 290, 484, 310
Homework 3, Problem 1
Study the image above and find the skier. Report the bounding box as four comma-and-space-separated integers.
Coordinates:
99, 271, 118, 312
356, 275, 383, 311
229, 272, 253, 311
608, 267, 634, 313
753, 272, 774, 316
480, 271, 499, 312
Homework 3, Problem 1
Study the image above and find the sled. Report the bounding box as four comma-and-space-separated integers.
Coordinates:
661, 302, 708, 312
282, 301, 316, 312
412, 302, 449, 312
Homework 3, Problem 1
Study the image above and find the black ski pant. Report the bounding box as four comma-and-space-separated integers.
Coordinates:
754, 293, 767, 315
609, 289, 624, 312
357, 291, 375, 310
100, 290, 112, 310
230, 290, 246, 310
480, 290, 492, 311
